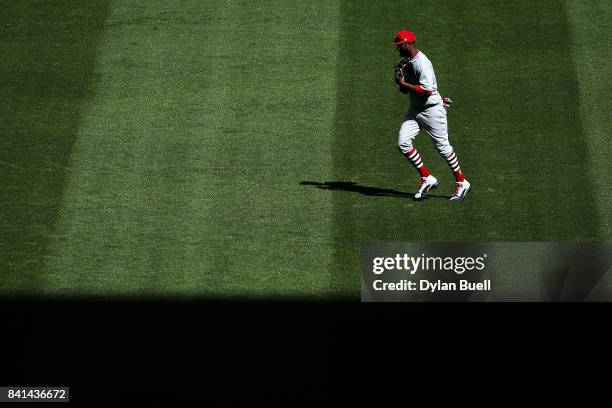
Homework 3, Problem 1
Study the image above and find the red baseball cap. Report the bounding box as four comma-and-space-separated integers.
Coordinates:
392, 29, 416, 45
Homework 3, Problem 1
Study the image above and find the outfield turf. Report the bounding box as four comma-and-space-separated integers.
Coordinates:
1, 1, 611, 297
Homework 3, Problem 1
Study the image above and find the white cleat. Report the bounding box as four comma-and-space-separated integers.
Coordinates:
414, 175, 438, 200
450, 179, 471, 202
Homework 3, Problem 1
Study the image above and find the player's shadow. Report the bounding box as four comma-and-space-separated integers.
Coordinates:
300, 181, 450, 200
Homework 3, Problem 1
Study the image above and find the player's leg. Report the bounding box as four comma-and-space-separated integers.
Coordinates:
398, 120, 429, 177
420, 104, 471, 201
397, 110, 438, 200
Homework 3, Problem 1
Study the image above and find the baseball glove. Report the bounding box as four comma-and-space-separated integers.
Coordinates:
394, 57, 411, 81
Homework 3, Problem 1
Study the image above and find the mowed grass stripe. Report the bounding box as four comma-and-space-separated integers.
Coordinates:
439, 0, 597, 239
42, 1, 340, 296
332, 0, 598, 295
566, 0, 612, 239
0, 1, 111, 294
182, 1, 342, 297
42, 0, 222, 294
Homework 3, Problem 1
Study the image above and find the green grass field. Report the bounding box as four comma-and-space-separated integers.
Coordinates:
1, 0, 611, 298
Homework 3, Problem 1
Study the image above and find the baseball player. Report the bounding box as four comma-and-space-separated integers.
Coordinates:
392, 29, 471, 201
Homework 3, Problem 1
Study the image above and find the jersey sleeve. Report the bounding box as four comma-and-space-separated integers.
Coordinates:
415, 59, 436, 93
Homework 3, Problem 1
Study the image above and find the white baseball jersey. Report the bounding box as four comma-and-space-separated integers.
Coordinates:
404, 51, 442, 108
397, 50, 452, 157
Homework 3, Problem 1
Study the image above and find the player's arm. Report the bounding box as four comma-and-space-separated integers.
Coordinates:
414, 61, 436, 95
395, 72, 432, 95
395, 73, 410, 94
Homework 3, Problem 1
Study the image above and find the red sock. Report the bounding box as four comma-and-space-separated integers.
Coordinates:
453, 169, 465, 182
404, 148, 430, 178
444, 150, 465, 182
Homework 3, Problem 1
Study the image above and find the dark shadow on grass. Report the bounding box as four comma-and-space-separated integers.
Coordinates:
1, 297, 602, 404
300, 181, 450, 200
1, 297, 541, 402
